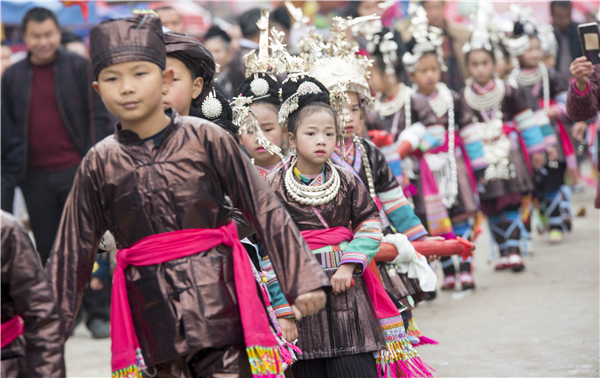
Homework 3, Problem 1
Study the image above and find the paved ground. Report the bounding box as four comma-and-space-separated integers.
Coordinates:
65, 190, 600, 377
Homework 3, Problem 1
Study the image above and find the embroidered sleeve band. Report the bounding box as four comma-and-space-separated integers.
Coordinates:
378, 187, 428, 240
341, 219, 382, 272
515, 108, 548, 153
458, 123, 487, 171
261, 256, 294, 318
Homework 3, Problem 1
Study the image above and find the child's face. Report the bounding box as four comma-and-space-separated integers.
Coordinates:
409, 53, 441, 95
289, 109, 337, 169
467, 49, 495, 86
344, 92, 361, 140
94, 61, 173, 126
520, 37, 543, 69
163, 57, 203, 116
242, 103, 284, 167
367, 64, 389, 96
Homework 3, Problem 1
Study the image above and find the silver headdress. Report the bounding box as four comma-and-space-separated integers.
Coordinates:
402, 4, 446, 73
305, 15, 378, 109
462, 2, 507, 62
368, 30, 398, 83
506, 4, 555, 58
231, 94, 284, 159
233, 10, 287, 161
242, 9, 282, 96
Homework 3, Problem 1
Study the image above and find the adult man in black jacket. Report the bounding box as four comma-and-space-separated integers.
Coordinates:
551, 1, 583, 85
1, 8, 112, 265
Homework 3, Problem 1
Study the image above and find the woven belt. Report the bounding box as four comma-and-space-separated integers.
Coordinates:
311, 241, 349, 270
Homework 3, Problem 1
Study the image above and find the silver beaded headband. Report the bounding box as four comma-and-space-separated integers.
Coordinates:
278, 81, 322, 127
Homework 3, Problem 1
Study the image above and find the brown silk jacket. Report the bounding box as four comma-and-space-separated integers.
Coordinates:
1, 211, 64, 377
44, 112, 330, 366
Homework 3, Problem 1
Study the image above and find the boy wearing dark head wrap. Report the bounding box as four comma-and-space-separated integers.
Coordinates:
45, 13, 329, 378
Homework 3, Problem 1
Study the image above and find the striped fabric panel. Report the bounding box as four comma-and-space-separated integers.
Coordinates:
424, 193, 454, 236
353, 219, 383, 242
261, 256, 293, 319
515, 109, 548, 153
459, 124, 487, 170
272, 304, 293, 318
378, 187, 428, 241
403, 224, 429, 241
338, 219, 382, 271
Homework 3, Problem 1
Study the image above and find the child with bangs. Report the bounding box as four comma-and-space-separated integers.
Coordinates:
267, 72, 433, 378
400, 6, 480, 291
306, 16, 439, 346
460, 4, 548, 272
508, 6, 577, 244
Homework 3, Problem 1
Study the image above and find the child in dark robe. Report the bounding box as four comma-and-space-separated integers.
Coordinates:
44, 14, 329, 378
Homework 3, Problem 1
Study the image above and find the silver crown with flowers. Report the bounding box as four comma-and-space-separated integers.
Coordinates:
242, 9, 284, 100
305, 15, 378, 109
402, 4, 446, 73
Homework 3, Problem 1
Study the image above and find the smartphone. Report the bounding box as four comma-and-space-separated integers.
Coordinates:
578, 22, 600, 65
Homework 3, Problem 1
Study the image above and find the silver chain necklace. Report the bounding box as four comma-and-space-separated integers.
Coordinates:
427, 83, 450, 118
375, 83, 407, 117
464, 77, 505, 112
423, 83, 458, 208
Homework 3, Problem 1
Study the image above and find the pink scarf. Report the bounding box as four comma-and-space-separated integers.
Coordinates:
300, 227, 433, 378
111, 222, 284, 378
1, 316, 24, 348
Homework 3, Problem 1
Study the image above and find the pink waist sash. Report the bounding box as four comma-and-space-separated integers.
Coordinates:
300, 227, 433, 378
1, 316, 24, 348
111, 222, 284, 378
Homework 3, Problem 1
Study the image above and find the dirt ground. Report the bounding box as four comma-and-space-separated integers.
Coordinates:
65, 190, 600, 377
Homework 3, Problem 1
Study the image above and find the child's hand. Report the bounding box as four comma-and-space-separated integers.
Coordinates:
331, 263, 356, 295
545, 107, 560, 119
90, 277, 104, 291
292, 289, 327, 317
570, 56, 595, 93
277, 318, 298, 342
572, 121, 588, 142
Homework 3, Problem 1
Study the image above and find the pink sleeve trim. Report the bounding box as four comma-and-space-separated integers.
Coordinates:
573, 81, 591, 96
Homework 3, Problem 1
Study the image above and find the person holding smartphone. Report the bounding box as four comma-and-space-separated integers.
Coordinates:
567, 43, 600, 209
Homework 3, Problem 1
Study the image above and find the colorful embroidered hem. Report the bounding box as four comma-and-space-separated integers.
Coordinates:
375, 314, 434, 378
